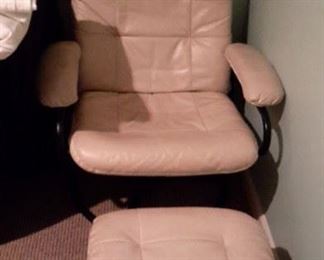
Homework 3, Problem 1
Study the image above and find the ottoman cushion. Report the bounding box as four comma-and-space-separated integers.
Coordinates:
88, 208, 274, 260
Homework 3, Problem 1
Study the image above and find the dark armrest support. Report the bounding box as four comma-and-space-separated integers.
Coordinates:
230, 72, 272, 156
256, 107, 272, 156
55, 106, 73, 160
55, 106, 96, 222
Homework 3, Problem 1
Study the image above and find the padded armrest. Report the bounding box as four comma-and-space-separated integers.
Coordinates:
225, 43, 284, 107
38, 41, 81, 108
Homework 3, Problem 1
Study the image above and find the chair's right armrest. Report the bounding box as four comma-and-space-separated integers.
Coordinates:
38, 41, 81, 108
225, 43, 285, 107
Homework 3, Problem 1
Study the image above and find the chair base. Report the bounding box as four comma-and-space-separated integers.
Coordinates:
66, 163, 229, 223
66, 161, 96, 222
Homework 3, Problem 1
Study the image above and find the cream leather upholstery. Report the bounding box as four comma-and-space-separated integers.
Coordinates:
72, 0, 232, 93
88, 208, 275, 260
37, 0, 284, 176
68, 0, 257, 176
70, 91, 257, 176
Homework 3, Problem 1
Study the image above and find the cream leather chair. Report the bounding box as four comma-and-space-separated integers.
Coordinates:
38, 0, 284, 221
38, 1, 283, 259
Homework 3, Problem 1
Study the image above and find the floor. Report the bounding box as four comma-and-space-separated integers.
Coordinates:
0, 168, 249, 260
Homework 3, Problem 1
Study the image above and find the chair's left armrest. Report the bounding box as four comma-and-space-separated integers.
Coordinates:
225, 43, 285, 107
38, 41, 81, 108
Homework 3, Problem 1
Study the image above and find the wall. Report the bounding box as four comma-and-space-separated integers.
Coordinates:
247, 1, 324, 259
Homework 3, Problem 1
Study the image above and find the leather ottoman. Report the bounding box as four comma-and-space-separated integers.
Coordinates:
87, 208, 274, 260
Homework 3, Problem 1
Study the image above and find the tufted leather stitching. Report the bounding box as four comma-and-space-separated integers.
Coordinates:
149, 38, 154, 92
137, 209, 144, 260
73, 0, 232, 93
91, 237, 226, 247
90, 239, 134, 246
78, 0, 109, 25
87, 208, 274, 260
189, 0, 193, 90
76, 29, 230, 38
116, 93, 120, 128
142, 237, 224, 246
191, 92, 208, 132
69, 1, 259, 176
222, 235, 229, 260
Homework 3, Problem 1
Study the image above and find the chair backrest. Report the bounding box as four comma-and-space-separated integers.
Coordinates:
72, 0, 232, 93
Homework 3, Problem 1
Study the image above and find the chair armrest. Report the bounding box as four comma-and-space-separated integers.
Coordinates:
225, 43, 284, 107
38, 41, 81, 108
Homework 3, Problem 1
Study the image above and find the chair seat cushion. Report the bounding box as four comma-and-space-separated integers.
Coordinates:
88, 208, 274, 260
70, 91, 258, 176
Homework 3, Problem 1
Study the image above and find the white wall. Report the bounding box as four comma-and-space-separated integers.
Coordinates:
247, 1, 324, 260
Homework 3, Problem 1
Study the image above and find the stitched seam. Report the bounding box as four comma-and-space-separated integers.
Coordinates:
75, 30, 230, 38
137, 210, 144, 260
225, 51, 257, 104
150, 40, 155, 92
78, 0, 110, 25
189, 0, 193, 90
117, 128, 249, 134
115, 2, 121, 91
222, 235, 230, 260
90, 238, 226, 251
90, 239, 134, 246
116, 94, 120, 129
73, 127, 254, 135
143, 237, 224, 245
213, 15, 231, 28
0, 45, 12, 51
225, 52, 247, 91
191, 93, 209, 132
115, 40, 120, 90
115, 0, 119, 28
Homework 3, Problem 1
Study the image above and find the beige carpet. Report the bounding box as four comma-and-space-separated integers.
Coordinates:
0, 171, 248, 260
0, 214, 89, 260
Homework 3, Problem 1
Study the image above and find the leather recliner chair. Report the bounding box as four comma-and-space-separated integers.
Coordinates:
38, 0, 284, 221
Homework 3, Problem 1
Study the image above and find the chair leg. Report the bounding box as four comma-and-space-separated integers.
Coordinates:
55, 107, 96, 222
66, 159, 96, 223
126, 190, 141, 209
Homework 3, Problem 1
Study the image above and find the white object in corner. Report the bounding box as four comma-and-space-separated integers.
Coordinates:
0, 0, 37, 60
0, 0, 37, 12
